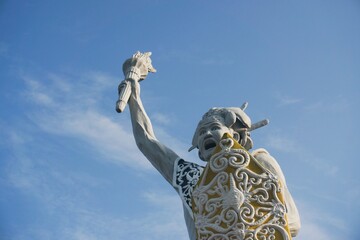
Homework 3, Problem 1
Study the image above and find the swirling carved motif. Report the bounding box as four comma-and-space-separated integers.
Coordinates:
173, 159, 204, 217
192, 136, 291, 240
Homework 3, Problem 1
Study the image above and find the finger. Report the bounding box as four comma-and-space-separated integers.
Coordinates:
148, 65, 156, 73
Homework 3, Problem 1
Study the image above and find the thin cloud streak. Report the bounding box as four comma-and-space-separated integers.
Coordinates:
296, 200, 348, 240
4, 130, 187, 240
265, 134, 298, 153
21, 71, 152, 170
151, 112, 172, 125
303, 96, 351, 114
31, 109, 150, 169
275, 92, 303, 107
20, 70, 196, 170
265, 133, 339, 176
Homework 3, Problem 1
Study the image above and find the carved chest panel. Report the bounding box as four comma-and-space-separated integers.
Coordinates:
191, 133, 291, 240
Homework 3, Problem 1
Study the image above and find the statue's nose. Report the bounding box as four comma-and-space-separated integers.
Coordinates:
205, 130, 211, 136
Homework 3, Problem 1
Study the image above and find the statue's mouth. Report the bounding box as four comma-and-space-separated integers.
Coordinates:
204, 139, 217, 150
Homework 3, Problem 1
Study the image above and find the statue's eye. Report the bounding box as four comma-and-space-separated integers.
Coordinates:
211, 126, 220, 131
199, 130, 206, 135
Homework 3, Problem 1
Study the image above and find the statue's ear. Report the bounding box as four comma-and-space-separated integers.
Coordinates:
233, 132, 240, 142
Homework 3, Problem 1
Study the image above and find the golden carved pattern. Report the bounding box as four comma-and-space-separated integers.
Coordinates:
192, 134, 291, 240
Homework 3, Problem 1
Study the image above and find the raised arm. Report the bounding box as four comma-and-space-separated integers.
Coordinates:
119, 52, 179, 184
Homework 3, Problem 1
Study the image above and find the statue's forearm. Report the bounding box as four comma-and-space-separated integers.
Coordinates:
128, 80, 156, 141
127, 80, 178, 184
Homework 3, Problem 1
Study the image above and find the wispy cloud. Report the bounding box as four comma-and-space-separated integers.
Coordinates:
3, 128, 188, 240
275, 92, 303, 106
151, 112, 172, 125
4, 129, 107, 212
20, 71, 155, 170
19, 70, 199, 170
303, 96, 350, 114
56, 196, 188, 240
200, 58, 233, 66
22, 75, 55, 106
296, 200, 349, 240
264, 133, 339, 176
265, 134, 298, 153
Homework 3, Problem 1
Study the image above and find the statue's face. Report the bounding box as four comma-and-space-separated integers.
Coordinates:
197, 118, 234, 162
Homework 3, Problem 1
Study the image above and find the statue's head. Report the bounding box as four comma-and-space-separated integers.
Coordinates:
189, 107, 254, 162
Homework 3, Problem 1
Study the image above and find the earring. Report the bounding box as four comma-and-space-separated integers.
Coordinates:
233, 132, 240, 142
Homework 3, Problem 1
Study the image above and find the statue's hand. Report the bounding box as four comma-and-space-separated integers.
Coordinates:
122, 51, 156, 81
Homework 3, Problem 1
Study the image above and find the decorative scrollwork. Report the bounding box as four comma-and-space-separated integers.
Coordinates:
192, 136, 291, 240
210, 138, 250, 173
173, 158, 204, 217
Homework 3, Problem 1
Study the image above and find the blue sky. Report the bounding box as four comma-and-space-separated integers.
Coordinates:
0, 1, 359, 239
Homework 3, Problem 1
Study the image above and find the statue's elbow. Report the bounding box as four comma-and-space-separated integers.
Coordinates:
290, 219, 301, 237
135, 138, 146, 151
134, 134, 155, 153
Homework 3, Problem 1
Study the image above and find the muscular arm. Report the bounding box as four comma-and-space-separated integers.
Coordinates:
252, 148, 301, 237
127, 79, 179, 184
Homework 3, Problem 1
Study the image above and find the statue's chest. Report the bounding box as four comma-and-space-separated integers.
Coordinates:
191, 134, 292, 240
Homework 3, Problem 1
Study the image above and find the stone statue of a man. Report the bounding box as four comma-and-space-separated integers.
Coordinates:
117, 52, 301, 240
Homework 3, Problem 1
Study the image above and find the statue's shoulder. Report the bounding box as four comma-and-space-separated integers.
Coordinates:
252, 148, 270, 157
251, 148, 283, 178
252, 148, 274, 163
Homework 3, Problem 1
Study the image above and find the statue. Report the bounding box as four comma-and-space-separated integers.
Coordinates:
116, 52, 301, 240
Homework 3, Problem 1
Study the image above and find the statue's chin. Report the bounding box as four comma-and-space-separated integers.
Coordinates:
201, 148, 216, 162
